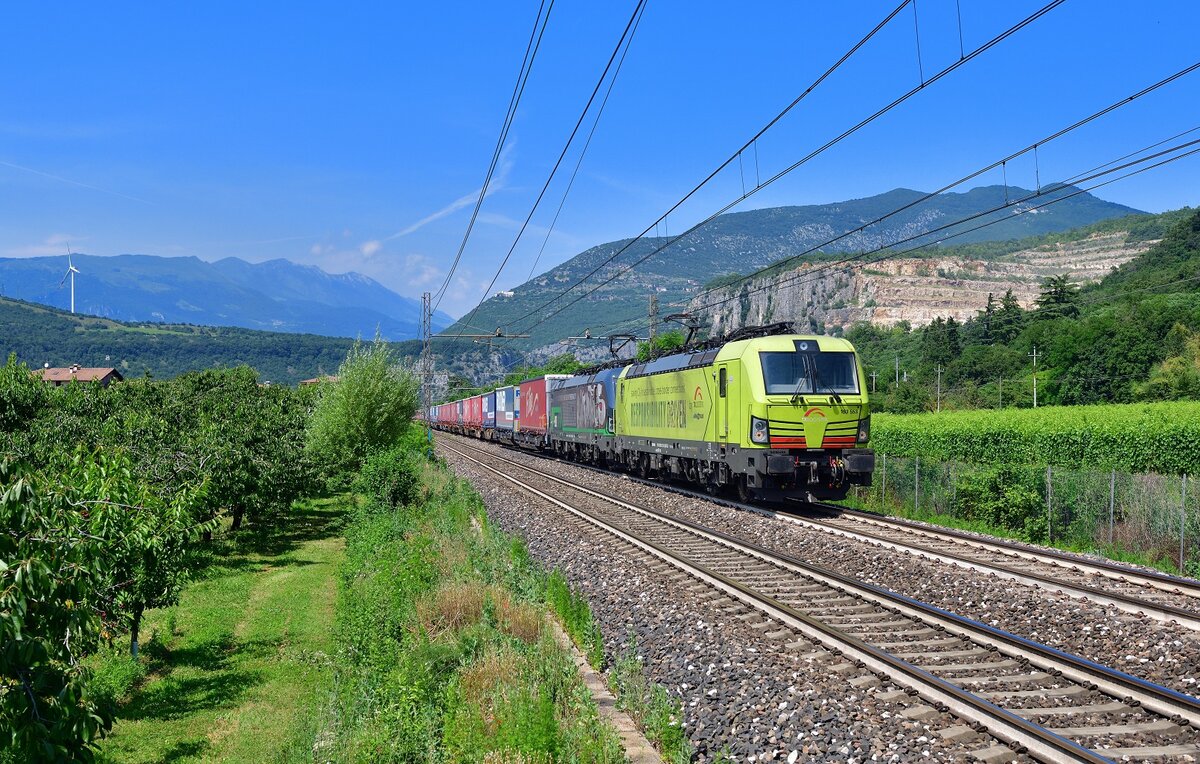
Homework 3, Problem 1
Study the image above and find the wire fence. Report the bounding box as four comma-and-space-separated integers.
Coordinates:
846, 454, 1198, 576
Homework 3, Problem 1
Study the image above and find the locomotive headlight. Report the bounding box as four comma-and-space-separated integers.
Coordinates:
857, 415, 871, 444
750, 416, 770, 444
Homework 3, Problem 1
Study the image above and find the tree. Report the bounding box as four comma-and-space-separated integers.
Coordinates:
993, 289, 1025, 344
920, 317, 959, 368
306, 336, 420, 482
1133, 324, 1200, 401
978, 293, 997, 344
1034, 274, 1080, 320
0, 450, 211, 760
636, 330, 686, 361
1, 460, 110, 761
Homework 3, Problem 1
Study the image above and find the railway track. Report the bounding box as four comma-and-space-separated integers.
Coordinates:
795, 503, 1200, 630
460, 434, 1200, 631
443, 437, 1200, 763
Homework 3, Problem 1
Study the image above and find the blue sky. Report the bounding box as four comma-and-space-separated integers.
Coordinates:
2, 1, 1198, 317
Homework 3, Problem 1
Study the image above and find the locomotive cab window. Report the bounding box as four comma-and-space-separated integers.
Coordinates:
760, 350, 859, 396
719, 367, 727, 397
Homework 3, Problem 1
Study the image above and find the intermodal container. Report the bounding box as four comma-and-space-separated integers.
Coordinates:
464, 395, 484, 430
495, 386, 516, 431
516, 375, 571, 436
483, 391, 496, 429
550, 367, 619, 436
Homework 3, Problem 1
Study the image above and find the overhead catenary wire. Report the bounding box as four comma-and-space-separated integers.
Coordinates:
680, 138, 1200, 320
455, 141, 1200, 395
637, 60, 1200, 323
443, 0, 649, 350
452, 125, 1200, 385
525, 2, 646, 283
431, 0, 555, 312
615, 137, 1200, 348
510, 0, 1068, 336
503, 0, 916, 330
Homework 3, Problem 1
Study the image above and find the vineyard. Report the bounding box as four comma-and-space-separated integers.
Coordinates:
872, 401, 1200, 475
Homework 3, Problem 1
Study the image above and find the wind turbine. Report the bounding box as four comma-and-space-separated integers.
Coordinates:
60, 247, 81, 314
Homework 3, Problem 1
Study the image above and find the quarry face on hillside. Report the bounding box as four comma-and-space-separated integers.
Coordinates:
692, 232, 1156, 334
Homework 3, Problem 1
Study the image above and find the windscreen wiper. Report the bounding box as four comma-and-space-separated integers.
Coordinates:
789, 356, 810, 406
809, 356, 843, 404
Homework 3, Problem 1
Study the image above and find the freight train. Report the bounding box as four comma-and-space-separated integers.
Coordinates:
429, 331, 874, 502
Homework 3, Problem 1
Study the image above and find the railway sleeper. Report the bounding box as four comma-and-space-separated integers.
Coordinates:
1047, 719, 1181, 737
969, 743, 1026, 764
814, 603, 878, 616
922, 658, 1021, 673
899, 704, 940, 722
1093, 744, 1200, 759
893, 647, 993, 661
1008, 700, 1129, 717
822, 613, 910, 627
949, 670, 1051, 686
977, 684, 1087, 700
873, 636, 962, 650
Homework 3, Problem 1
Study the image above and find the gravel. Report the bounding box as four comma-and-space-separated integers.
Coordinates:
442, 441, 1013, 762
448, 437, 1200, 699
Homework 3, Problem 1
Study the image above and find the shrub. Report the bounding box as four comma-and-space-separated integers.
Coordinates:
954, 465, 1048, 543
306, 336, 419, 484
354, 444, 423, 510
495, 598, 545, 645
546, 571, 604, 668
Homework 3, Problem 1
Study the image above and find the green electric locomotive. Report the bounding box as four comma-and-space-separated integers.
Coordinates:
613, 333, 874, 502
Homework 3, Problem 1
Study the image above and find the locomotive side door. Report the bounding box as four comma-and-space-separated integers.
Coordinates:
716, 363, 730, 443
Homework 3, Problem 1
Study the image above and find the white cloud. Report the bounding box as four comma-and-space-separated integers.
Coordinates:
360, 240, 383, 257
4, 233, 86, 258
403, 254, 441, 287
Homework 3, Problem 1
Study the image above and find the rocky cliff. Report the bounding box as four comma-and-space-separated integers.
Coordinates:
691, 231, 1158, 335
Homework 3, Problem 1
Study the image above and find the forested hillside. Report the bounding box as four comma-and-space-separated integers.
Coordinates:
0, 297, 356, 384
437, 185, 1140, 353
850, 207, 1200, 411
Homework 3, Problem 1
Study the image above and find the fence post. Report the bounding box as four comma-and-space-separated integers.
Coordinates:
1182, 474, 1189, 575
880, 454, 887, 508
950, 464, 956, 517
915, 456, 920, 512
1108, 470, 1116, 546
1046, 465, 1053, 544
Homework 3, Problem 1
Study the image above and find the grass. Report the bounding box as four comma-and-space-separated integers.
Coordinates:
836, 490, 1186, 576
92, 496, 347, 764
89, 442, 692, 763
305, 455, 629, 763
609, 633, 691, 764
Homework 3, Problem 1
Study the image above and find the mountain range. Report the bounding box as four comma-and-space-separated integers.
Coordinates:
439, 184, 1143, 354
0, 254, 453, 340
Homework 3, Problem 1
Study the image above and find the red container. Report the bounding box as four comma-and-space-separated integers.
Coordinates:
518, 376, 571, 435
463, 395, 484, 430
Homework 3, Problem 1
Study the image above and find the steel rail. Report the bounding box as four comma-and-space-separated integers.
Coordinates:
442, 440, 1114, 764
814, 502, 1200, 599
464, 433, 1200, 630
446, 438, 1200, 726
782, 503, 1200, 631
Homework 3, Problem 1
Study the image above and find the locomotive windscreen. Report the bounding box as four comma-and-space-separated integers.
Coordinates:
760, 351, 859, 396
